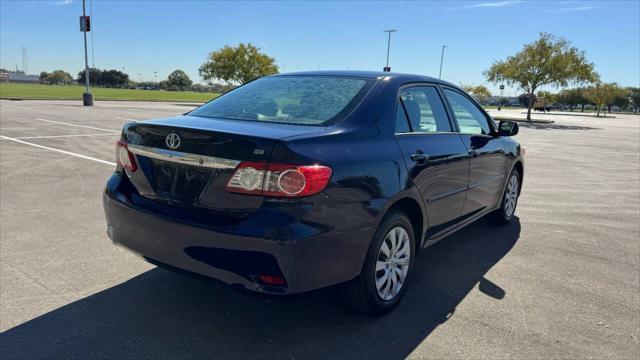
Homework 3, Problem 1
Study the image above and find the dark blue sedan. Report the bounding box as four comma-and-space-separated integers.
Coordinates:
104, 71, 524, 314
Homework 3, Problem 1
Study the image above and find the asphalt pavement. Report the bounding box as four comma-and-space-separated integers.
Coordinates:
0, 100, 638, 359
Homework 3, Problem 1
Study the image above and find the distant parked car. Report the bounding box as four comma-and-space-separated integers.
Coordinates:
103, 71, 524, 314
548, 103, 563, 111
533, 97, 552, 112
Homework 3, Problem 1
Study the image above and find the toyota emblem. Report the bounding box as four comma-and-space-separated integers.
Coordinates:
165, 133, 181, 150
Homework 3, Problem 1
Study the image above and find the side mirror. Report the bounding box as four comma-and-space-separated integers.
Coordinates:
498, 121, 519, 136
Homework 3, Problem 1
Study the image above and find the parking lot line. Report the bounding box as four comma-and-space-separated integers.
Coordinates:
34, 118, 120, 133
4, 133, 117, 140
0, 135, 116, 166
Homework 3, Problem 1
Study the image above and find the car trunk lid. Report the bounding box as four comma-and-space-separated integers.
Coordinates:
120, 115, 324, 213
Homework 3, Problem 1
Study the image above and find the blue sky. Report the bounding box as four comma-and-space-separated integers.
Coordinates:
1, 0, 638, 94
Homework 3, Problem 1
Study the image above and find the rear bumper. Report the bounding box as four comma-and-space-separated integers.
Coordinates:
103, 173, 373, 294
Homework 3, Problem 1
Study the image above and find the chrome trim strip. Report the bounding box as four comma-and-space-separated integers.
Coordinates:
127, 144, 240, 170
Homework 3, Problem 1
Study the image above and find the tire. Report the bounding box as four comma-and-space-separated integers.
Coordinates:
340, 210, 416, 315
488, 168, 520, 225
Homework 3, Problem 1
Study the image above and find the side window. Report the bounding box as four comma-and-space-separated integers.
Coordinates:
395, 102, 411, 133
443, 89, 491, 135
398, 86, 452, 133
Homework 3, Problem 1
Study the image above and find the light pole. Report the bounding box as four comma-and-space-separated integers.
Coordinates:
81, 0, 93, 106
383, 29, 397, 72
498, 84, 505, 111
154, 71, 157, 83
438, 44, 447, 79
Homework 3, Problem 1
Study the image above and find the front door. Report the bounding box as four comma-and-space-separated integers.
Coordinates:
394, 85, 469, 236
441, 87, 507, 215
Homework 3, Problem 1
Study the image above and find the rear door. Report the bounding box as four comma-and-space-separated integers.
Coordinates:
394, 85, 469, 236
441, 87, 507, 215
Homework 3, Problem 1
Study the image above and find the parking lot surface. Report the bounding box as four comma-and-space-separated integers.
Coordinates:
1, 100, 638, 359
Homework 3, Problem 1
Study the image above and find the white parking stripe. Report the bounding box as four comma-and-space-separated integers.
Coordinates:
0, 135, 116, 166
4, 133, 117, 140
34, 118, 119, 133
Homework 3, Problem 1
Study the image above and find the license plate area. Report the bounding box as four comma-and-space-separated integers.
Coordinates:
151, 160, 213, 204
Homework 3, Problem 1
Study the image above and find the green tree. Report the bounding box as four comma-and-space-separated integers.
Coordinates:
39, 71, 49, 84
584, 82, 626, 117
627, 87, 640, 114
78, 68, 103, 86
100, 69, 128, 88
166, 70, 192, 91
78, 68, 128, 88
556, 88, 587, 112
610, 92, 629, 113
460, 84, 492, 104
536, 90, 556, 104
518, 93, 535, 107
199, 43, 279, 84
46, 70, 73, 85
485, 33, 598, 121
158, 80, 169, 91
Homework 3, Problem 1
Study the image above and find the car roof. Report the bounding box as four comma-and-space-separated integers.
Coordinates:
274, 70, 459, 88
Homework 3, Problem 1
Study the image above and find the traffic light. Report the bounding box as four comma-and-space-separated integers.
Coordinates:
79, 16, 91, 32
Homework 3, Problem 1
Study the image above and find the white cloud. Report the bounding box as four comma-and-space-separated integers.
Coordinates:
547, 5, 597, 13
447, 1, 524, 11
55, 0, 74, 6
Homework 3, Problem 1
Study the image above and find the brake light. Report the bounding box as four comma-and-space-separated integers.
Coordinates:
227, 162, 332, 197
258, 275, 286, 286
115, 140, 137, 172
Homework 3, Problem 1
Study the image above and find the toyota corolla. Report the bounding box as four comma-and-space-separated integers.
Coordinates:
103, 71, 523, 314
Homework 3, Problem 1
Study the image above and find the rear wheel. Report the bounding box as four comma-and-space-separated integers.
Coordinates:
488, 169, 520, 225
340, 211, 415, 315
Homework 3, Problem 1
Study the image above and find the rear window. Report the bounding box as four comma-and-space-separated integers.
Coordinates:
189, 76, 372, 125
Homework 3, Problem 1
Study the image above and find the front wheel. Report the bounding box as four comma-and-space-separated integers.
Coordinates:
488, 169, 520, 225
340, 211, 415, 315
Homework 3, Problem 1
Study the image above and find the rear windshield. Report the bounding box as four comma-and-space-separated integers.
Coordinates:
189, 76, 373, 125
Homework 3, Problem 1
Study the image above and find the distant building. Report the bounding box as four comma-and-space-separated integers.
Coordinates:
486, 96, 520, 107
1, 72, 39, 83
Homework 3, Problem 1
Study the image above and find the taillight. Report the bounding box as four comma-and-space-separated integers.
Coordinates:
257, 275, 286, 286
115, 140, 137, 172
227, 162, 332, 197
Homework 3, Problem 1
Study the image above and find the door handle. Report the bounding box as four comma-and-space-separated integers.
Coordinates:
468, 149, 478, 157
411, 151, 429, 163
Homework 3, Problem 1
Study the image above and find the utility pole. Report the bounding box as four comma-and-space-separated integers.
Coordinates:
89, 0, 95, 67
81, 0, 93, 106
21, 47, 28, 74
383, 29, 397, 72
438, 44, 447, 79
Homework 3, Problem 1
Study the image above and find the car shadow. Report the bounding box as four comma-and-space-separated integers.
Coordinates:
1, 218, 520, 359
518, 122, 599, 131
519, 111, 616, 119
